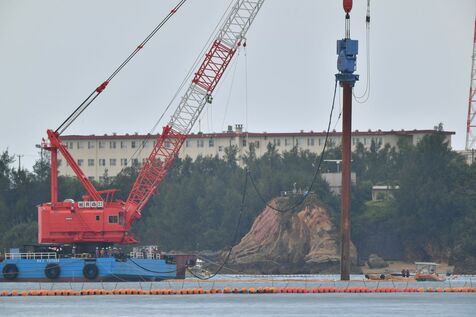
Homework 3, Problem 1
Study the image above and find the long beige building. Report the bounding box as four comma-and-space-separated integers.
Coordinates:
58, 125, 454, 181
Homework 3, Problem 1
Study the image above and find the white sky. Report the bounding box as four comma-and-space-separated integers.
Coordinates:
0, 0, 474, 169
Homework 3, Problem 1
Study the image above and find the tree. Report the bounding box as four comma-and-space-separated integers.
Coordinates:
395, 131, 470, 260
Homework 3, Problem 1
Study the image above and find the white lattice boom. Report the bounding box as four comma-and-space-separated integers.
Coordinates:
126, 0, 265, 219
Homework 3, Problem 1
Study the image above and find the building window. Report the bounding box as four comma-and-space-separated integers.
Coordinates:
131, 141, 136, 148
132, 158, 139, 166
255, 141, 260, 148
99, 141, 105, 149
120, 141, 127, 149
88, 176, 95, 181
273, 139, 280, 146
209, 139, 214, 147
120, 158, 128, 166
165, 140, 171, 148
197, 140, 204, 148
110, 141, 116, 149
218, 146, 223, 152
96, 215, 100, 221
77, 142, 83, 149
307, 138, 315, 146
284, 139, 290, 146
108, 215, 118, 224
242, 139, 247, 147
58, 159, 62, 167
88, 141, 95, 149
318, 138, 323, 146
295, 139, 301, 146
99, 159, 106, 166
88, 159, 94, 166
110, 159, 116, 166
185, 140, 191, 147
77, 159, 83, 166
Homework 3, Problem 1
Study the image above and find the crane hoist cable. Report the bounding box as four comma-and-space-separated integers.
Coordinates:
353, 0, 371, 103
191, 81, 339, 278
244, 42, 249, 144
248, 80, 339, 214
55, 0, 188, 135
220, 49, 242, 131
125, 0, 237, 165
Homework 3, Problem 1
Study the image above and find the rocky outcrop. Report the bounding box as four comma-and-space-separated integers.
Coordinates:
226, 195, 358, 274
367, 254, 388, 269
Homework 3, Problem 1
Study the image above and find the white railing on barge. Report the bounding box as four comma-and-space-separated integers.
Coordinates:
5, 252, 57, 260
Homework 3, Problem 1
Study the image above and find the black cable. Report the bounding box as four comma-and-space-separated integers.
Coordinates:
124, 0, 237, 167
55, 0, 188, 135
56, 91, 96, 135
128, 257, 177, 274
247, 80, 339, 213
106, 0, 187, 83
353, 0, 371, 103
187, 168, 248, 280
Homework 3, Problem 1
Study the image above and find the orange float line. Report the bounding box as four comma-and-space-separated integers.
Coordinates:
1, 287, 475, 297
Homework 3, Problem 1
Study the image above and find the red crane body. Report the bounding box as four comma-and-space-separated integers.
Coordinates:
38, 0, 265, 245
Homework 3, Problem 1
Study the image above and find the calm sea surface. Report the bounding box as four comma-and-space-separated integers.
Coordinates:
1, 275, 475, 317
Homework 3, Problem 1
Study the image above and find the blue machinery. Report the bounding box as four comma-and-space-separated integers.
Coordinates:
336, 0, 359, 281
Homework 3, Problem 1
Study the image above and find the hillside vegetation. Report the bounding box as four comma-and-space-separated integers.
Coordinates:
0, 130, 475, 271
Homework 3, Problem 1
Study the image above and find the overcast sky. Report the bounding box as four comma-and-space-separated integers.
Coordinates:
0, 0, 474, 168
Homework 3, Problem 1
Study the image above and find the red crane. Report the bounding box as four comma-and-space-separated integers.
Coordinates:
38, 0, 265, 246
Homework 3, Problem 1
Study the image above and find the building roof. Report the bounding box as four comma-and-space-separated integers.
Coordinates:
60, 129, 455, 140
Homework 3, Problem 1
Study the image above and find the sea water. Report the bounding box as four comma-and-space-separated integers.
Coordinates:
1, 275, 475, 316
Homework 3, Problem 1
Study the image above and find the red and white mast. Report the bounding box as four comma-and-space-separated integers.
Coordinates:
466, 18, 476, 150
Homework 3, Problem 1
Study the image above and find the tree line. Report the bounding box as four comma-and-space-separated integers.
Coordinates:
0, 129, 475, 266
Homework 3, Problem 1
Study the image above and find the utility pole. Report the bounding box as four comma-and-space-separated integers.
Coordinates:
336, 0, 359, 280
17, 154, 24, 172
